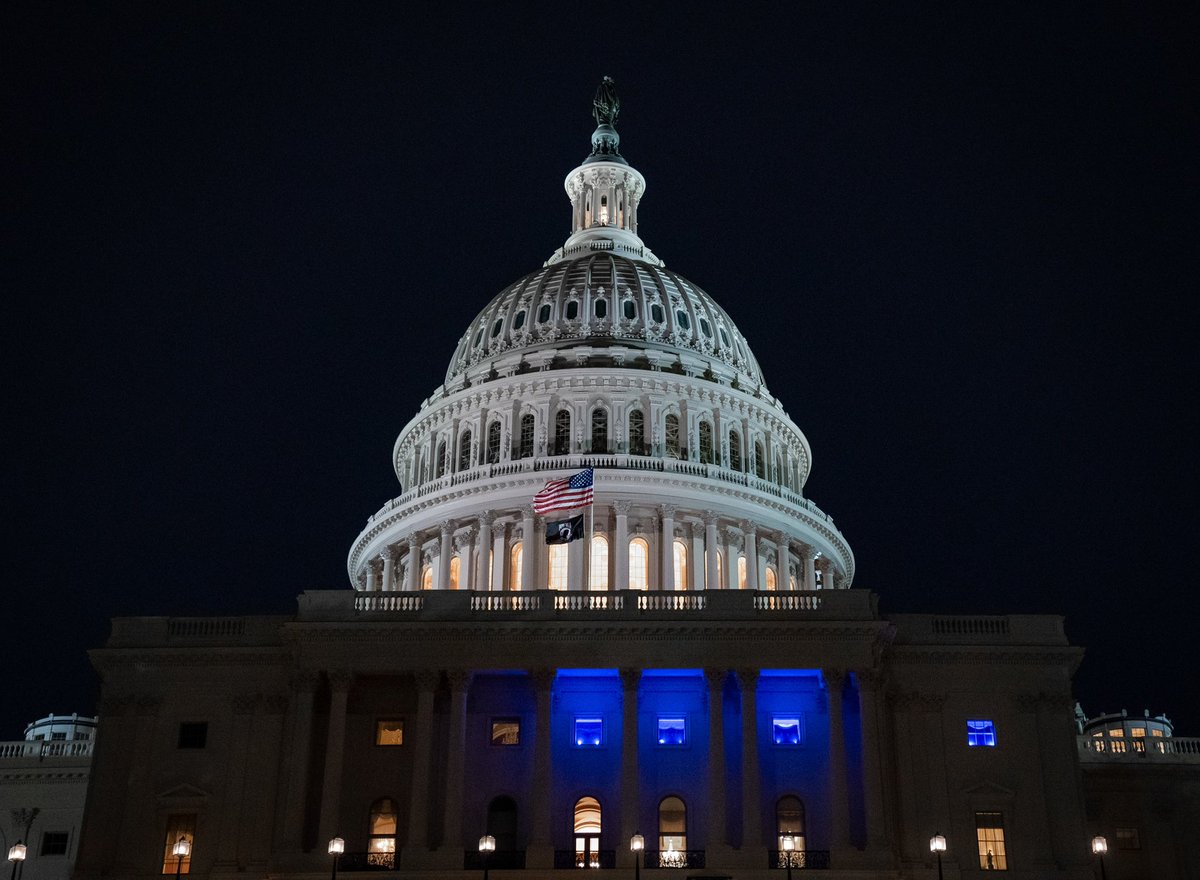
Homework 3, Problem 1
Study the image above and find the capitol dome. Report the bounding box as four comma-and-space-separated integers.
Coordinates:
349, 80, 853, 597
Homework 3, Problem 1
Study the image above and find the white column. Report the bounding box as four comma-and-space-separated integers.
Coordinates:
475, 514, 493, 589
405, 534, 420, 592
659, 504, 676, 591
614, 501, 630, 591
802, 545, 817, 591
380, 548, 395, 592
723, 527, 740, 588
704, 512, 720, 590
817, 556, 833, 590
436, 522, 453, 590
569, 529, 585, 590
491, 521, 506, 590
364, 561, 378, 592
521, 507, 536, 590
741, 521, 760, 590
688, 522, 703, 589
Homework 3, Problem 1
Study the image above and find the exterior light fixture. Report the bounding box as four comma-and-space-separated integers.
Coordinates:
170, 837, 191, 879
929, 834, 946, 880
327, 837, 344, 880
630, 833, 644, 880
478, 834, 496, 880
7, 842, 27, 880
780, 835, 796, 880
1091, 836, 1108, 880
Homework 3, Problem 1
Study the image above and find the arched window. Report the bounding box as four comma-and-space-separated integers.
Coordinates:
548, 544, 568, 590
519, 414, 535, 459
673, 539, 687, 590
754, 441, 766, 479
590, 535, 609, 590
790, 574, 798, 591
415, 451, 425, 484
629, 538, 649, 590
487, 796, 518, 854
368, 797, 398, 867
665, 413, 681, 459
510, 543, 523, 591
574, 796, 602, 868
658, 796, 687, 864
765, 567, 777, 591
729, 432, 742, 471
716, 551, 724, 589
435, 440, 447, 477
421, 567, 433, 590
629, 409, 645, 455
449, 557, 461, 589
591, 408, 608, 454
698, 421, 714, 464
554, 410, 571, 456
737, 556, 747, 589
486, 421, 501, 464
776, 796, 806, 864
458, 430, 473, 471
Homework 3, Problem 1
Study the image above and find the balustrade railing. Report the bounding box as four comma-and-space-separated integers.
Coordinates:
554, 849, 616, 869
1078, 734, 1200, 761
768, 850, 831, 869
645, 849, 705, 869
354, 594, 425, 613
755, 593, 821, 611
338, 851, 396, 871
0, 740, 94, 759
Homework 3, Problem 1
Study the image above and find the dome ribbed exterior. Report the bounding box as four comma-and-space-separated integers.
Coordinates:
446, 253, 766, 391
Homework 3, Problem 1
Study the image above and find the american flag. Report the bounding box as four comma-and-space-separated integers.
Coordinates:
532, 468, 595, 514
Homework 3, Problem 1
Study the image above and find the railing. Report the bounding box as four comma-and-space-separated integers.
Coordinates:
555, 593, 623, 611
355, 594, 425, 613
338, 851, 396, 871
1078, 734, 1200, 762
464, 850, 526, 870
0, 740, 95, 759
931, 617, 1009, 636
637, 593, 706, 611
645, 849, 705, 869
167, 617, 246, 637
554, 849, 616, 869
769, 850, 831, 869
755, 593, 821, 611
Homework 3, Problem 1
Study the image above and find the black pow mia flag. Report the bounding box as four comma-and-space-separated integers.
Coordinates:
545, 515, 585, 544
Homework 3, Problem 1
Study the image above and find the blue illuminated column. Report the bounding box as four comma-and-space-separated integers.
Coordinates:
823, 668, 851, 853
704, 669, 727, 851
318, 671, 353, 846
619, 669, 641, 866
857, 670, 888, 857
442, 670, 472, 852
404, 670, 440, 865
527, 669, 556, 868
736, 669, 762, 849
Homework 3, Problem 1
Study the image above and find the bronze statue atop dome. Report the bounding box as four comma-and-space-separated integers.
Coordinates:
592, 76, 620, 126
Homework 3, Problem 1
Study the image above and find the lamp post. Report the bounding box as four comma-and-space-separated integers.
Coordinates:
478, 834, 496, 880
327, 837, 344, 880
630, 833, 644, 880
170, 837, 190, 879
1091, 836, 1108, 880
929, 834, 946, 880
780, 835, 796, 880
7, 842, 26, 880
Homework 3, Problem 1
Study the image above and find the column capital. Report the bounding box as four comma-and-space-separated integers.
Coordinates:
380, 546, 395, 561
722, 525, 742, 543
406, 532, 421, 549
491, 520, 507, 539
445, 669, 473, 692
454, 530, 473, 550
439, 520, 454, 537
823, 667, 846, 691
478, 511, 494, 527
659, 503, 677, 518
739, 519, 757, 535
327, 670, 354, 691
704, 668, 728, 691
701, 509, 719, 527
619, 668, 641, 691
734, 668, 759, 690
522, 505, 536, 518
614, 500, 633, 515
529, 668, 556, 692
797, 542, 814, 561
413, 669, 441, 692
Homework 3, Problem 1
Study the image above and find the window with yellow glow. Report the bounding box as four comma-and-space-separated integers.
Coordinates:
548, 544, 568, 590
375, 719, 403, 745
574, 796, 602, 868
368, 798, 398, 867
629, 538, 649, 590
449, 557, 460, 589
161, 815, 195, 875
590, 536, 609, 590
716, 551, 724, 588
738, 556, 747, 589
673, 540, 687, 589
510, 543, 523, 590
765, 567, 777, 590
975, 812, 1008, 870
658, 796, 687, 861
776, 795, 806, 860
421, 568, 432, 590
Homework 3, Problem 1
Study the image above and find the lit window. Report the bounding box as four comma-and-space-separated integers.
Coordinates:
375, 719, 404, 745
657, 717, 686, 745
449, 557, 460, 589
590, 536, 609, 590
776, 796, 806, 862
773, 717, 802, 745
765, 567, 777, 590
548, 544, 568, 590
629, 538, 649, 590
177, 722, 207, 749
160, 815, 195, 875
673, 540, 687, 589
658, 796, 687, 861
1115, 828, 1140, 850
574, 797, 602, 867
716, 551, 724, 588
967, 720, 997, 747
421, 568, 433, 590
975, 812, 1008, 870
510, 542, 523, 589
738, 556, 747, 589
575, 717, 603, 746
368, 798, 398, 867
40, 832, 69, 857
491, 718, 520, 745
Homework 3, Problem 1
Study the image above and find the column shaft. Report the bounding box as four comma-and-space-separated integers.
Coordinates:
437, 525, 453, 590
705, 670, 727, 849
521, 510, 536, 590
380, 552, 395, 593
528, 670, 555, 868
660, 508, 676, 590
614, 504, 630, 590
825, 669, 851, 852
441, 673, 470, 850
317, 673, 352, 844
705, 519, 719, 590
737, 669, 762, 849
619, 669, 640, 866
405, 673, 438, 861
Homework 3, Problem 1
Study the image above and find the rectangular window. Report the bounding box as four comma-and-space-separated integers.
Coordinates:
657, 717, 686, 746
967, 719, 997, 747
177, 722, 208, 749
574, 717, 603, 746
40, 832, 69, 857
548, 544, 569, 590
772, 717, 802, 746
50, 732, 67, 741
491, 718, 520, 746
1115, 828, 1140, 850
161, 814, 196, 875
975, 812, 1008, 870
375, 719, 404, 746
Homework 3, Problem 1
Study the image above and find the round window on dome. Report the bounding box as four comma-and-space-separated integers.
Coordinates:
700, 318, 712, 338
538, 304, 552, 324
675, 310, 690, 331
651, 304, 664, 324
566, 301, 579, 320
595, 298, 607, 319
513, 310, 526, 330
623, 300, 637, 320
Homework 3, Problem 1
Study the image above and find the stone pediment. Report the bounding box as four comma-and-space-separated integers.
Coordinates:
157, 782, 210, 801
961, 780, 1015, 799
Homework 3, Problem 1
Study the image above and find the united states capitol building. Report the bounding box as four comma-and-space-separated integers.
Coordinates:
72, 82, 1199, 880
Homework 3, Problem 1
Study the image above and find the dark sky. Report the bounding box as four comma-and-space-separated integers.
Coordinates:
4, 4, 1197, 738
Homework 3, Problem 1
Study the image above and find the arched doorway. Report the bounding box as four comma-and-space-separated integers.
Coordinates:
573, 796, 601, 867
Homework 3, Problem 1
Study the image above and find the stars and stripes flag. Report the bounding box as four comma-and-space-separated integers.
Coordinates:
532, 467, 594, 514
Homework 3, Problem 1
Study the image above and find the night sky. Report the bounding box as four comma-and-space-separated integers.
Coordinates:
4, 5, 1197, 739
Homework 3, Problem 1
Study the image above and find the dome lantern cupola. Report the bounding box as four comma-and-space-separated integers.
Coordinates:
549, 77, 662, 267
